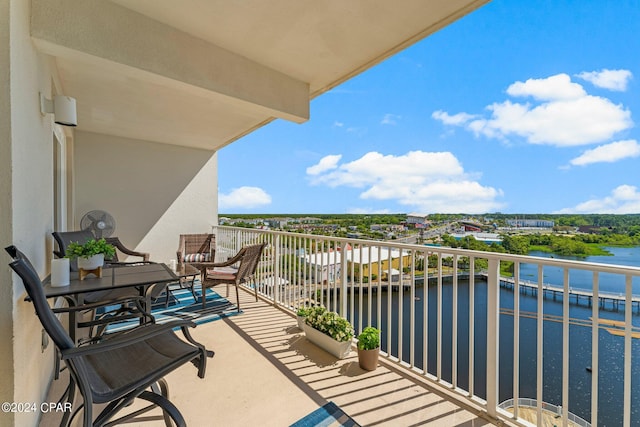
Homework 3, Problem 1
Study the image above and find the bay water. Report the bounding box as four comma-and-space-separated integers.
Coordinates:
350, 246, 640, 426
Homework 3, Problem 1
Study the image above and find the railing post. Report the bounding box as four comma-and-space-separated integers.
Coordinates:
486, 258, 500, 418
340, 241, 348, 316
274, 234, 281, 305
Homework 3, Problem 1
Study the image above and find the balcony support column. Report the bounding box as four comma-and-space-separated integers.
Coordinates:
486, 258, 500, 418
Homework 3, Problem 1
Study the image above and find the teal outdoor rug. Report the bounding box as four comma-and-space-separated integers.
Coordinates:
106, 285, 240, 334
290, 402, 360, 427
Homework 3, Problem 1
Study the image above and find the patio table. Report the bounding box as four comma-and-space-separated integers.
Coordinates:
31, 262, 200, 342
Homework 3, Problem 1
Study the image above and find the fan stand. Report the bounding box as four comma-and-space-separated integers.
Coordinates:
79, 266, 102, 281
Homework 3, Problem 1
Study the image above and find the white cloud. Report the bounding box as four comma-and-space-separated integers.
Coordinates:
432, 110, 476, 126
435, 73, 633, 147
381, 113, 401, 125
577, 69, 633, 91
507, 74, 585, 100
219, 186, 271, 209
307, 150, 504, 213
555, 185, 640, 214
306, 154, 342, 175
569, 139, 640, 166
333, 121, 344, 128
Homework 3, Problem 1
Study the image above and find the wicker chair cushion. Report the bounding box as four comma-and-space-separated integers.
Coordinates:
183, 253, 211, 262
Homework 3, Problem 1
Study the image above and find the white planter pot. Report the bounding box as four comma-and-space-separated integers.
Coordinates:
302, 323, 352, 359
297, 316, 306, 330
77, 254, 104, 270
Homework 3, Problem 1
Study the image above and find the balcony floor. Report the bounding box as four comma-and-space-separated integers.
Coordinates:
42, 289, 507, 427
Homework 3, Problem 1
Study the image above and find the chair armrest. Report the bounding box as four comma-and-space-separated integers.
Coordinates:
61, 320, 197, 359
106, 237, 151, 261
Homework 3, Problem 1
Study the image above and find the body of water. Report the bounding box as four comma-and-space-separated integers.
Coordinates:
350, 246, 640, 426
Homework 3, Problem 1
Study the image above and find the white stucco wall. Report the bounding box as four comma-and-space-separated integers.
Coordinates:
2, 0, 59, 426
74, 131, 218, 263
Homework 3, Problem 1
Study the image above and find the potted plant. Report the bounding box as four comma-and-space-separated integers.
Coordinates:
66, 238, 116, 271
296, 306, 310, 330
357, 326, 380, 371
303, 306, 354, 359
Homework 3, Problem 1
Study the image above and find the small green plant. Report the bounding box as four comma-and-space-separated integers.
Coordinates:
357, 326, 380, 350
66, 238, 116, 259
305, 306, 354, 343
296, 306, 310, 317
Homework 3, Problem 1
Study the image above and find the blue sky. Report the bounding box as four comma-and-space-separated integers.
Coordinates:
218, 0, 640, 215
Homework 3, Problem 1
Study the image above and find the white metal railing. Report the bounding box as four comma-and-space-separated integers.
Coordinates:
213, 225, 640, 426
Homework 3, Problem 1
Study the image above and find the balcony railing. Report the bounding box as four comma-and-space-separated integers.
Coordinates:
213, 225, 640, 426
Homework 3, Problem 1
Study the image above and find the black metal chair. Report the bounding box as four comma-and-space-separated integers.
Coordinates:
8, 250, 210, 427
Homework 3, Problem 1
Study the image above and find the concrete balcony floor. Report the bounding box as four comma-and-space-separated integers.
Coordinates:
42, 289, 507, 427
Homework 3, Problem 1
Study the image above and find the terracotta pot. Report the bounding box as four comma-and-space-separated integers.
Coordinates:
358, 347, 379, 371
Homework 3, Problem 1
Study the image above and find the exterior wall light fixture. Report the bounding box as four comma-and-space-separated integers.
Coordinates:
40, 93, 77, 127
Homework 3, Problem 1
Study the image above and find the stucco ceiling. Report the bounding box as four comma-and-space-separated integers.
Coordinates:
35, 0, 490, 150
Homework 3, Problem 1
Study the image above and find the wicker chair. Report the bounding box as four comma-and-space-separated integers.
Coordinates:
176, 233, 216, 300
200, 243, 266, 310
7, 249, 209, 427
176, 233, 215, 265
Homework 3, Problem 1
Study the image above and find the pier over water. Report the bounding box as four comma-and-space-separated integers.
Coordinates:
494, 274, 640, 313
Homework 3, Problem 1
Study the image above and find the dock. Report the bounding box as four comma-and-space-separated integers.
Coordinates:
497, 275, 640, 312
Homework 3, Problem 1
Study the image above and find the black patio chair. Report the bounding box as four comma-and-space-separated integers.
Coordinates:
8, 252, 210, 427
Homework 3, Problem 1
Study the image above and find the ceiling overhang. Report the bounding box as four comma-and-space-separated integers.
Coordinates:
31, 0, 490, 150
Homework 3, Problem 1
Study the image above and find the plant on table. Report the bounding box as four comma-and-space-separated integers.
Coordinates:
66, 238, 116, 259
305, 306, 354, 343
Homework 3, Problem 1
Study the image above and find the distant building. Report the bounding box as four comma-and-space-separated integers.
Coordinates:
406, 213, 430, 227
451, 232, 502, 244
506, 219, 554, 228
266, 218, 289, 228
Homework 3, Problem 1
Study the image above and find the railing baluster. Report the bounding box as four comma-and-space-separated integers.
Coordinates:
486, 258, 500, 418
340, 241, 348, 316
398, 247, 403, 363
591, 272, 599, 427
624, 274, 632, 427
536, 265, 544, 425
513, 261, 520, 420
410, 250, 416, 369
437, 253, 442, 381
386, 246, 392, 357
367, 245, 372, 329
562, 268, 570, 427
377, 245, 383, 353
468, 256, 475, 397
452, 254, 458, 388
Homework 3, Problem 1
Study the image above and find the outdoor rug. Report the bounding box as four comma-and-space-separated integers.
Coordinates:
106, 284, 240, 334
290, 402, 360, 427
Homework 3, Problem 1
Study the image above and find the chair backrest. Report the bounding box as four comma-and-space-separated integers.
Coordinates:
6, 249, 74, 351
52, 230, 94, 271
5, 245, 38, 275
177, 233, 215, 263
235, 243, 266, 284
